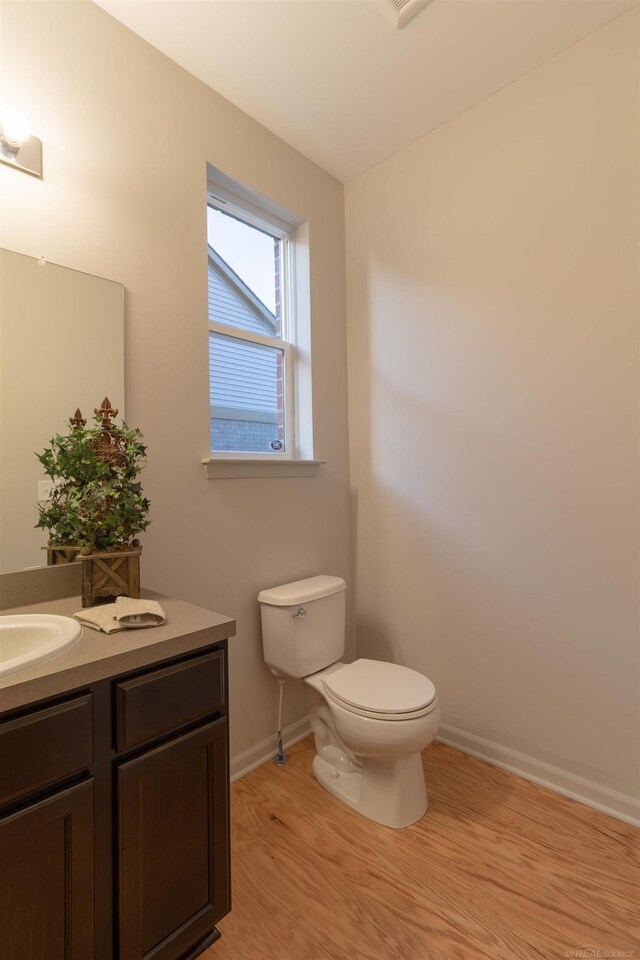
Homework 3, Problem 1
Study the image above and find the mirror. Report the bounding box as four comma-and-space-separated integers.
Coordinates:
0, 249, 125, 573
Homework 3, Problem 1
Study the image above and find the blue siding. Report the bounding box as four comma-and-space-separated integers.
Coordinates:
208, 268, 269, 336
208, 261, 282, 451
208, 265, 279, 417
209, 333, 278, 415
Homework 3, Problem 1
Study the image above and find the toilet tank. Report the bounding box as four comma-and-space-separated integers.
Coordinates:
258, 575, 346, 678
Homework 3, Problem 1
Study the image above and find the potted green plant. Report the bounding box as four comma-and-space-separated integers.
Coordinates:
36, 398, 151, 605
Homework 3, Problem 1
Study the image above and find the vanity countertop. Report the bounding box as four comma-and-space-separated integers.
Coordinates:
0, 591, 235, 712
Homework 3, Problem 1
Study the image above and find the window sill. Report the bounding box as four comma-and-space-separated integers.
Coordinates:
201, 457, 325, 479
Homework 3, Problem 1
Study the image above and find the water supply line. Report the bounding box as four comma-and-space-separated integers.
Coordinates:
275, 676, 287, 765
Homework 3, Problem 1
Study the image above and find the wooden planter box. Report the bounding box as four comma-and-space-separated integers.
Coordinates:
80, 548, 141, 608
44, 546, 82, 566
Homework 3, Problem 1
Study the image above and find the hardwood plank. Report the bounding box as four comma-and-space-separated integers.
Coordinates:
205, 739, 639, 960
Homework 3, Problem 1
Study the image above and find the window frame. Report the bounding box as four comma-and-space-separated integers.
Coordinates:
207, 197, 296, 461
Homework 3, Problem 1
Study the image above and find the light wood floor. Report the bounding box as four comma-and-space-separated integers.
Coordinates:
206, 738, 639, 960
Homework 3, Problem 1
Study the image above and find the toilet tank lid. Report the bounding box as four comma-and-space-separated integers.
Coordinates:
258, 575, 346, 606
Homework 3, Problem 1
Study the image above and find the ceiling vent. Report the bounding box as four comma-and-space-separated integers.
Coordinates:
385, 0, 433, 29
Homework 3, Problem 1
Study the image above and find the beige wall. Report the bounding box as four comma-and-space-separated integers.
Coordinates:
346, 11, 639, 800
2, 0, 637, 804
0, 0, 352, 759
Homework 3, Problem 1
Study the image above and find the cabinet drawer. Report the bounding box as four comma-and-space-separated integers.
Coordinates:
0, 694, 93, 807
115, 649, 225, 752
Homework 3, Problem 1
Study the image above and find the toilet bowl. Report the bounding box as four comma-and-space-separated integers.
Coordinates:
258, 575, 440, 829
305, 660, 440, 828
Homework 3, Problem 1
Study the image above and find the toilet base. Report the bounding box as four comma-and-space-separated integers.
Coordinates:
312, 751, 428, 829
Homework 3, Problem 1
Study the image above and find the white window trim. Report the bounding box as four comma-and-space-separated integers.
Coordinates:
205, 166, 316, 477
201, 457, 325, 479
207, 184, 293, 238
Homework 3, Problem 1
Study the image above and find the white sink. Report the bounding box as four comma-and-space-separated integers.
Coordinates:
0, 614, 82, 679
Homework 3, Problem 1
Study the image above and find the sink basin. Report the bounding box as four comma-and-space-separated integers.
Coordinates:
0, 614, 82, 679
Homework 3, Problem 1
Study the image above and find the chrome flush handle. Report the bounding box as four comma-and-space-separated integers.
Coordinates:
292, 607, 307, 620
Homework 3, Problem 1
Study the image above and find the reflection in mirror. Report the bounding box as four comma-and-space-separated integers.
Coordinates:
0, 249, 125, 573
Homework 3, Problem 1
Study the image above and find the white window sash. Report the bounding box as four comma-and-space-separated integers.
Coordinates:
207, 194, 294, 239
209, 329, 294, 460
208, 320, 283, 352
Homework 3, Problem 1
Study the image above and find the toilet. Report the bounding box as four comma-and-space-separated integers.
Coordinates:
258, 575, 440, 829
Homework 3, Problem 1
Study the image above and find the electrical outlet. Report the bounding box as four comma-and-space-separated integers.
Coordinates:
38, 479, 55, 503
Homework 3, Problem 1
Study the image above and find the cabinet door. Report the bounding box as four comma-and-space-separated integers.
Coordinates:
117, 718, 230, 960
0, 780, 94, 960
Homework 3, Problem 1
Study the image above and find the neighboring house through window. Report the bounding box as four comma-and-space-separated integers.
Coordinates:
207, 199, 293, 456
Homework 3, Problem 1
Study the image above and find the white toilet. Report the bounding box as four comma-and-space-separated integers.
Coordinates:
258, 575, 440, 829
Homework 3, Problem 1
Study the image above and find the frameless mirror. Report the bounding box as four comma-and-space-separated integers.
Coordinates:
0, 249, 125, 573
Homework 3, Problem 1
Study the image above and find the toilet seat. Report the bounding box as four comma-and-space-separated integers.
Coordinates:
322, 659, 437, 721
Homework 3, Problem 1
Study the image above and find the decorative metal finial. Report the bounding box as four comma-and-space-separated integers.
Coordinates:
69, 408, 86, 430
91, 396, 126, 467
95, 397, 118, 430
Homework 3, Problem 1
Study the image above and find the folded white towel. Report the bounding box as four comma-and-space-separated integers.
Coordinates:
74, 602, 122, 634
115, 596, 166, 628
74, 597, 166, 634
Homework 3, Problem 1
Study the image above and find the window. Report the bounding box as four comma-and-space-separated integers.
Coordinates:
207, 200, 293, 458
203, 167, 319, 478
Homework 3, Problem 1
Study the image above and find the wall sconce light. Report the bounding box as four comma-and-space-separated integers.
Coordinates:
0, 110, 43, 178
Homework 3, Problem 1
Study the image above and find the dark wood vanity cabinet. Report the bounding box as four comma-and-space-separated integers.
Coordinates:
0, 640, 230, 960
0, 780, 95, 960
118, 719, 229, 960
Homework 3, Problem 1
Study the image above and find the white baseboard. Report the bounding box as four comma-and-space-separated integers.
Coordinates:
437, 723, 640, 827
230, 716, 312, 783
230, 716, 639, 826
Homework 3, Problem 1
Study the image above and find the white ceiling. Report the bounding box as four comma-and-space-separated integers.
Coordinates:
95, 0, 636, 181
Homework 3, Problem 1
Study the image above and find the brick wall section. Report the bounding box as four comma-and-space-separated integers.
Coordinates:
211, 418, 278, 452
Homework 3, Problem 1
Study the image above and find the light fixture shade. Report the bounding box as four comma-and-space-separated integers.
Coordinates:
1, 110, 31, 147
0, 110, 42, 178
